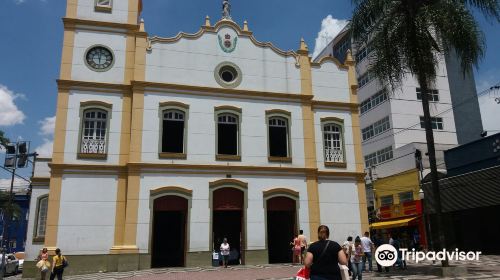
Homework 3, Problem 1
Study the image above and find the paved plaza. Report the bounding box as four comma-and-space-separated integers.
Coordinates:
8, 255, 500, 280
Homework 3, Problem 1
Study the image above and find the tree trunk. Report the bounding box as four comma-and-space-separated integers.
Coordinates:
419, 77, 449, 267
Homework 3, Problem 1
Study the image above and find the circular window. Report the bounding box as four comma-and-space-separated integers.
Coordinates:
84, 45, 115, 72
214, 62, 242, 88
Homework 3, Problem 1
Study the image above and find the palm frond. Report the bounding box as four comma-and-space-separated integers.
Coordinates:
461, 0, 500, 21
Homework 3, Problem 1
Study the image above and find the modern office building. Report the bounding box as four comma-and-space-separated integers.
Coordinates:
24, 0, 369, 276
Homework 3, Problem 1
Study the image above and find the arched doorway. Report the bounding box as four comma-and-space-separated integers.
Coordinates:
266, 196, 297, 263
151, 195, 188, 267
212, 187, 244, 265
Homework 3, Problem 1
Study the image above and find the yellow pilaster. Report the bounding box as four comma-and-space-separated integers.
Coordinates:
345, 50, 369, 230
298, 39, 321, 241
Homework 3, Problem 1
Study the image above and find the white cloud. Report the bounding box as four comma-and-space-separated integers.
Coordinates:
14, 0, 26, 4
0, 85, 26, 126
0, 178, 30, 192
35, 138, 54, 158
39, 116, 56, 136
35, 116, 56, 158
312, 15, 349, 59
479, 89, 500, 133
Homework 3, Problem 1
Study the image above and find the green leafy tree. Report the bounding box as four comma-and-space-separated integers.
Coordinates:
352, 0, 499, 266
0, 130, 9, 149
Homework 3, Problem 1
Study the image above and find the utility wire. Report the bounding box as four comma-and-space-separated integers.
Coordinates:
361, 80, 500, 147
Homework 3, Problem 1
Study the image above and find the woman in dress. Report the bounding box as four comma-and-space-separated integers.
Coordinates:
220, 238, 230, 268
36, 248, 50, 280
304, 225, 348, 280
292, 234, 302, 264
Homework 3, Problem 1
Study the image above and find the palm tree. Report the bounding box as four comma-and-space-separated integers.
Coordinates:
351, 0, 499, 266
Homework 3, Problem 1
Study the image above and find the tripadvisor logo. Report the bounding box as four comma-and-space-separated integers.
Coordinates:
375, 244, 482, 265
375, 244, 398, 266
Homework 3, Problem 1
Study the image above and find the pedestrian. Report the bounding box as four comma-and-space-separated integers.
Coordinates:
220, 238, 230, 268
292, 234, 302, 264
392, 234, 407, 269
351, 236, 364, 280
304, 225, 348, 280
36, 247, 50, 280
360, 231, 374, 272
298, 229, 308, 264
50, 248, 67, 280
374, 233, 389, 273
342, 236, 354, 276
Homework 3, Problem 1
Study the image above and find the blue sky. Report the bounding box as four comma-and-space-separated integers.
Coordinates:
0, 0, 499, 184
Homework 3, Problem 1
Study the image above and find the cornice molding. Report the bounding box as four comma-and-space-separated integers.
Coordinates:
57, 79, 132, 93
63, 17, 140, 33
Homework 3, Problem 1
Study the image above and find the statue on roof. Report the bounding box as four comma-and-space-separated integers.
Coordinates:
222, 0, 231, 19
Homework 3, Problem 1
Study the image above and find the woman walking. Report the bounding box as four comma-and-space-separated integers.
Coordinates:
351, 237, 364, 280
304, 225, 347, 280
292, 234, 302, 264
220, 238, 230, 268
36, 248, 50, 280
50, 248, 67, 280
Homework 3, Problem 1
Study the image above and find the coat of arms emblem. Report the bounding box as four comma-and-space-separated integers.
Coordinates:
218, 33, 237, 53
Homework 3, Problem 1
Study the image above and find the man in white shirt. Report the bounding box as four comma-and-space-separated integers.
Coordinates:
360, 231, 374, 272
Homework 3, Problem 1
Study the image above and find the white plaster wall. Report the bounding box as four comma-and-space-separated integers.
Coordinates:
76, 0, 130, 24
24, 186, 49, 261
142, 92, 306, 167
313, 110, 357, 172
34, 159, 52, 178
57, 175, 118, 254
311, 62, 350, 103
136, 174, 310, 253
145, 26, 301, 94
318, 180, 362, 244
64, 90, 123, 164
71, 30, 126, 84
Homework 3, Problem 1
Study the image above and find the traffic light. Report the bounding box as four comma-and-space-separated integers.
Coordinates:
6, 144, 16, 155
18, 142, 27, 154
17, 154, 28, 168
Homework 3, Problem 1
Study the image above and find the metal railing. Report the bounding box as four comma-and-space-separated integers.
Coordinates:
80, 139, 106, 154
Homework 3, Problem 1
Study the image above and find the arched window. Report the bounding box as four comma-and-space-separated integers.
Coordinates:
217, 113, 239, 156
80, 109, 108, 154
34, 195, 48, 239
162, 109, 186, 154
323, 123, 344, 163
268, 117, 290, 158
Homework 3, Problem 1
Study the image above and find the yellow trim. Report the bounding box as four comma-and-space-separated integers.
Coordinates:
265, 109, 291, 116
357, 182, 370, 233
128, 0, 140, 25
268, 156, 292, 163
66, 0, 77, 18
119, 92, 132, 165
263, 188, 299, 198
159, 101, 190, 109
215, 154, 242, 161
80, 100, 113, 109
121, 173, 140, 253
325, 162, 347, 168
150, 186, 193, 196
63, 18, 139, 32
158, 152, 187, 159
52, 89, 69, 164
320, 117, 344, 124
111, 174, 127, 252
77, 153, 107, 159
214, 105, 242, 113
370, 217, 418, 230
297, 39, 321, 241
44, 174, 62, 249
147, 19, 297, 59
311, 56, 348, 70
209, 179, 248, 189
124, 34, 136, 84
31, 177, 51, 186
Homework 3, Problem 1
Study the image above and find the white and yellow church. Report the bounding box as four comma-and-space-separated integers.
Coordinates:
25, 0, 368, 276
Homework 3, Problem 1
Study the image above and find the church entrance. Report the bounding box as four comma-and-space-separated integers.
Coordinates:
151, 195, 187, 268
212, 187, 244, 265
266, 196, 297, 263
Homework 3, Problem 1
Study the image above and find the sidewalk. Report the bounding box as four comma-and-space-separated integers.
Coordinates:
8, 255, 500, 280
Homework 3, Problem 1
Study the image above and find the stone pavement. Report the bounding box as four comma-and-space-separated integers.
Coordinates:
7, 255, 500, 280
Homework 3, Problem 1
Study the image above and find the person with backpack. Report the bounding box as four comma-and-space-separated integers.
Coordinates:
50, 248, 68, 280
304, 225, 348, 280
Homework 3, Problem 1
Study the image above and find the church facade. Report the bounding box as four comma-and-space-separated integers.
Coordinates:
25, 0, 368, 275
